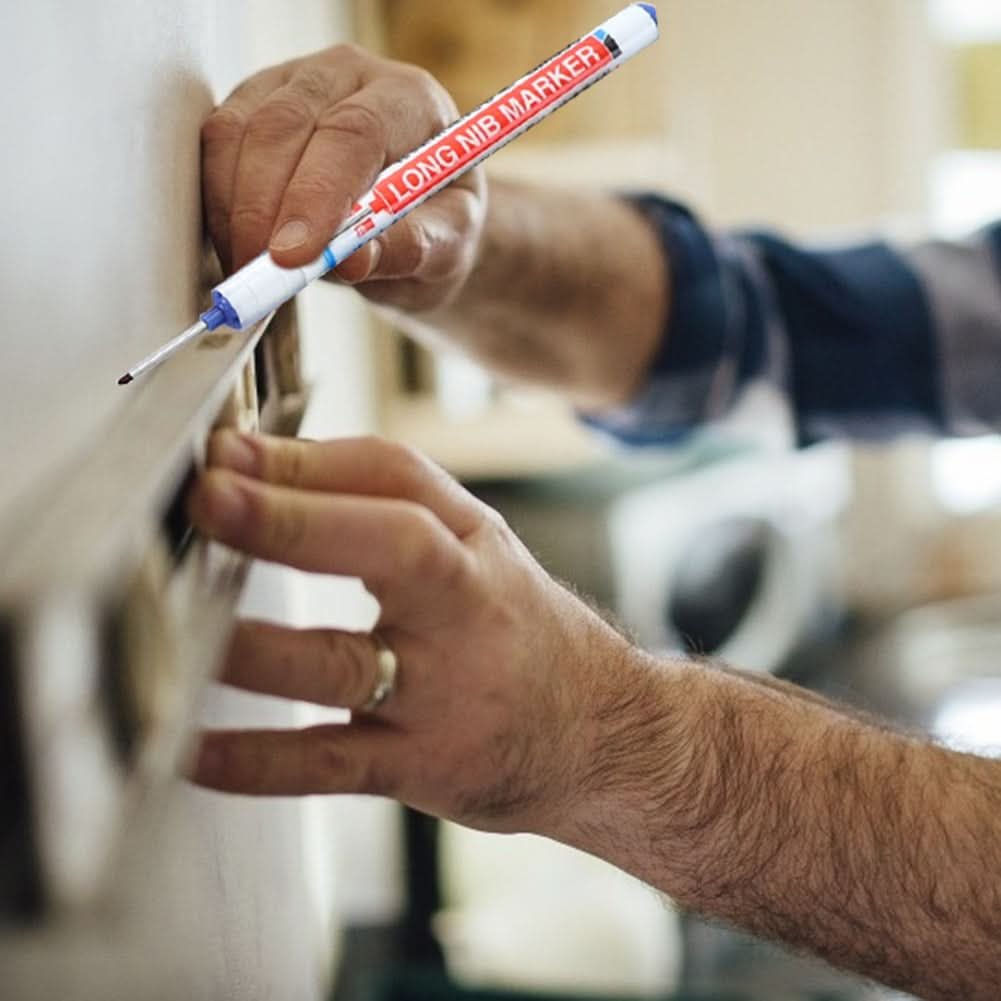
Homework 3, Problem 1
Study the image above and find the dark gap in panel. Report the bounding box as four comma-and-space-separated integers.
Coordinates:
254, 341, 270, 411
162, 463, 198, 565
0, 618, 43, 920
399, 338, 423, 394
98, 604, 137, 765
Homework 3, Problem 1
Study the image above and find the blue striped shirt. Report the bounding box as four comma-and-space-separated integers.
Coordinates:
589, 196, 1001, 446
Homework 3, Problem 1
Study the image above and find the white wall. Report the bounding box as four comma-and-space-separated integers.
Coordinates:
0, 3, 377, 998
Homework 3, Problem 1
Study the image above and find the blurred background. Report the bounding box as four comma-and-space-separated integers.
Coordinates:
320, 2, 1001, 1000
2, 1, 1000, 1000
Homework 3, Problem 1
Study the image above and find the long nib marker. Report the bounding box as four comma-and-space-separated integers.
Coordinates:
117, 4, 659, 385
117, 319, 208, 385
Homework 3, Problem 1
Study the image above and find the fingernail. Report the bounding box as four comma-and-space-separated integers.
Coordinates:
365, 238, 382, 276
214, 431, 258, 476
270, 219, 310, 252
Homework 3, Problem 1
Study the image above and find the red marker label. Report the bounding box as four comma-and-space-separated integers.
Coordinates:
371, 37, 612, 215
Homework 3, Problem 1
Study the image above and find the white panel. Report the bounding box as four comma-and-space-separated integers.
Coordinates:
0, 2, 368, 998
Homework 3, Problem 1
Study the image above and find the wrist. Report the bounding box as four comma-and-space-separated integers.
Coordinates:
542, 641, 700, 862
415, 181, 669, 408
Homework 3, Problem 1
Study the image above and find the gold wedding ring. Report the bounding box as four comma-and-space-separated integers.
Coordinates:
360, 634, 398, 713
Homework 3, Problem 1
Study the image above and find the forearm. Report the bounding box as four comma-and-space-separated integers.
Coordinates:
561, 652, 1001, 999
398, 179, 669, 409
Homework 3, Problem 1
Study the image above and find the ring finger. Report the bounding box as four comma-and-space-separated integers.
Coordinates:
219, 619, 404, 717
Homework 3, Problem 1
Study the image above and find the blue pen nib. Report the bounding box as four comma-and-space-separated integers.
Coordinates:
637, 3, 658, 25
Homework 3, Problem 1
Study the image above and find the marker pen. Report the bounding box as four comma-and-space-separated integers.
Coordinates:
120, 3, 659, 384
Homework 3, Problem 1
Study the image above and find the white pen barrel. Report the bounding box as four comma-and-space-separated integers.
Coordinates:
213, 3, 660, 325
126, 5, 659, 380
213, 252, 329, 329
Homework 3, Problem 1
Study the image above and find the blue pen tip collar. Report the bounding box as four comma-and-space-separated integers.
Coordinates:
637, 2, 658, 25
201, 291, 240, 331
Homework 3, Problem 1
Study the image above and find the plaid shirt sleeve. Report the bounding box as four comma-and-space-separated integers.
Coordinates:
582, 195, 1001, 446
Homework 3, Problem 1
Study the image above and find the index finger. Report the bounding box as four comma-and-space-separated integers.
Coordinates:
228, 57, 365, 270
268, 66, 459, 268
188, 470, 475, 610
207, 432, 486, 539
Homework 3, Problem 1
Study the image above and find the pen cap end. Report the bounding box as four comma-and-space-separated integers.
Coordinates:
636, 3, 658, 26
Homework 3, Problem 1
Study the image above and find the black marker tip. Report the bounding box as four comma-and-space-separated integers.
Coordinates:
117, 373, 133, 386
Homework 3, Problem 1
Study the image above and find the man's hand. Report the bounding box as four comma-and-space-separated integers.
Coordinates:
187, 430, 639, 834
202, 46, 486, 313
188, 430, 1001, 999
201, 48, 669, 409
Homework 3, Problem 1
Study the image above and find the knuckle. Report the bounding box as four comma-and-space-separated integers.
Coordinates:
268, 500, 309, 554
240, 485, 306, 554
366, 437, 440, 498
229, 193, 270, 220
420, 226, 468, 285
396, 506, 451, 579
286, 168, 342, 207
396, 62, 434, 94
319, 632, 368, 707
246, 96, 315, 142
324, 42, 365, 66
308, 730, 394, 796
446, 185, 485, 246
355, 434, 413, 473
229, 197, 278, 234
243, 740, 271, 793
201, 106, 246, 147
203, 204, 230, 248
318, 101, 385, 148
411, 225, 436, 278
406, 64, 458, 125
359, 756, 397, 799
270, 438, 306, 486
377, 437, 431, 481
404, 64, 437, 92
236, 482, 266, 537
438, 541, 473, 593
479, 504, 509, 535
354, 432, 389, 455
287, 64, 335, 105
309, 730, 352, 789
435, 92, 461, 128
398, 220, 434, 277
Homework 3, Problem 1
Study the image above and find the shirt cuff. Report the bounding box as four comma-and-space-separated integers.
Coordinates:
580, 194, 746, 446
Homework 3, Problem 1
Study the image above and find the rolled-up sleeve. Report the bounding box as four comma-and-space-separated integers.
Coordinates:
583, 195, 1001, 446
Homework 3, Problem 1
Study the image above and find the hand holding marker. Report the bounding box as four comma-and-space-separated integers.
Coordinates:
119, 4, 659, 385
